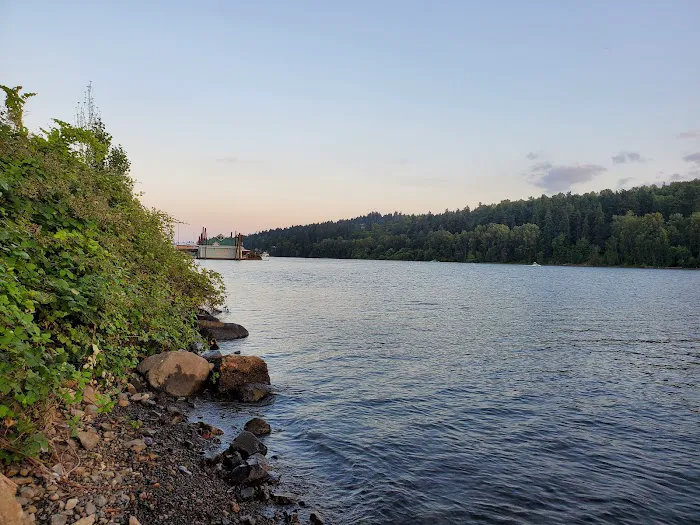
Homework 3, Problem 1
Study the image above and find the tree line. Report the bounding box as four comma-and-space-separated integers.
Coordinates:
246, 180, 700, 267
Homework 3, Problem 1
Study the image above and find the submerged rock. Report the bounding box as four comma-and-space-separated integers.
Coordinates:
137, 350, 210, 397
243, 417, 271, 436
218, 356, 271, 401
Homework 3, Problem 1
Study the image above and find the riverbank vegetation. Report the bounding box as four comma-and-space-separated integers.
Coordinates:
0, 86, 223, 458
247, 180, 700, 267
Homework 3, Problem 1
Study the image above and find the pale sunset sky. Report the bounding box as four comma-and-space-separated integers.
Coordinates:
3, 1, 700, 241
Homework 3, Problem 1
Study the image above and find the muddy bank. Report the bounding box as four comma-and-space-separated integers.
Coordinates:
2, 384, 324, 525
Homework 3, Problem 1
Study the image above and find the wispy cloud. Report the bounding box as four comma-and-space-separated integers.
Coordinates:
529, 163, 607, 193
683, 152, 700, 165
677, 130, 699, 139
216, 156, 239, 164
526, 152, 539, 160
611, 151, 645, 164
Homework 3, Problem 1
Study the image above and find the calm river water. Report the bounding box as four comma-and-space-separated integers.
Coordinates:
197, 258, 700, 524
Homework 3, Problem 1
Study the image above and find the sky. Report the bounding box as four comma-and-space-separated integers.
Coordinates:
3, 1, 700, 241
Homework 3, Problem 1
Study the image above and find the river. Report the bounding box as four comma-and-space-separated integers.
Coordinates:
196, 258, 700, 524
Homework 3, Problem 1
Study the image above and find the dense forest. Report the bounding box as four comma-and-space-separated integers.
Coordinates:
247, 180, 700, 267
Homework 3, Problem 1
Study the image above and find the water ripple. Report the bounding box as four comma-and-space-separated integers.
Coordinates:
197, 259, 700, 524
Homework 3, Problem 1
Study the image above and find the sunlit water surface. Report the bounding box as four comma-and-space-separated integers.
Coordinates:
195, 258, 700, 524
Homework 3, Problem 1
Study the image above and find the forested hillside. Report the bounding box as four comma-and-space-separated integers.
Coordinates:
247, 180, 700, 267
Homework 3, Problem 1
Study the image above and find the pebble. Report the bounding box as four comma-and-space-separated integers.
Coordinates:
20, 486, 35, 499
129, 517, 141, 525
65, 498, 79, 511
177, 465, 192, 475
127, 383, 138, 394
49, 493, 60, 501
72, 516, 95, 525
51, 515, 67, 525
240, 487, 255, 500
52, 464, 65, 476
12, 476, 34, 485
85, 502, 96, 515
94, 495, 107, 508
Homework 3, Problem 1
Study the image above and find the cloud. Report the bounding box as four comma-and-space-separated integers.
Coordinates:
677, 130, 699, 139
669, 173, 686, 181
611, 151, 645, 164
617, 177, 634, 187
683, 152, 700, 165
526, 152, 539, 160
529, 163, 607, 193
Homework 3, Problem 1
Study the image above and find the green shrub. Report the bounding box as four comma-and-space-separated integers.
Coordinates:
0, 86, 223, 459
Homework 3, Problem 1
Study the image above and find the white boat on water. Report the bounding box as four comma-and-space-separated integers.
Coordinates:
531, 262, 541, 266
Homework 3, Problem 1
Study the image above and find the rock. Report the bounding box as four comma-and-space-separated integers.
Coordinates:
93, 495, 107, 508
195, 422, 223, 436
77, 430, 100, 450
197, 320, 249, 341
239, 487, 255, 501
128, 517, 141, 525
238, 384, 273, 403
229, 431, 267, 458
270, 492, 297, 505
127, 383, 138, 395
65, 498, 79, 511
136, 351, 210, 397
84, 502, 96, 515
244, 453, 269, 483
118, 398, 129, 407
240, 515, 255, 525
9, 478, 32, 485
243, 417, 271, 436
19, 487, 34, 499
309, 513, 324, 525
50, 516, 67, 525
83, 386, 98, 404
125, 439, 147, 453
178, 466, 192, 475
0, 473, 31, 525
201, 350, 223, 364
71, 516, 95, 525
231, 501, 240, 513
218, 356, 270, 401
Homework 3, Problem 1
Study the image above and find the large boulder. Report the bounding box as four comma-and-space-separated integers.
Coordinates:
136, 350, 210, 397
0, 474, 31, 525
197, 319, 249, 340
218, 355, 271, 401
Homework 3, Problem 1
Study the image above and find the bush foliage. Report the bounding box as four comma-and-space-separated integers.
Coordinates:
0, 86, 223, 457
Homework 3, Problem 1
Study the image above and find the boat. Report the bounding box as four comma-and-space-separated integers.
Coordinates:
531, 262, 541, 266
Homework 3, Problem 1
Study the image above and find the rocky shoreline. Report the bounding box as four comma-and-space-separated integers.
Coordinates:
1, 321, 325, 525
